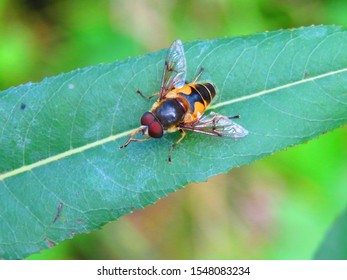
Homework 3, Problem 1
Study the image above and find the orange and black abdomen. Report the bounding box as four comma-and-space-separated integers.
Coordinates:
178, 83, 216, 121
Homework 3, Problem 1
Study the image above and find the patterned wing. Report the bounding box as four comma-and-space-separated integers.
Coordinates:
180, 111, 248, 138
159, 40, 187, 100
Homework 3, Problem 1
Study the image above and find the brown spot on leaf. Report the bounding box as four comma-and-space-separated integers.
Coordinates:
53, 201, 63, 224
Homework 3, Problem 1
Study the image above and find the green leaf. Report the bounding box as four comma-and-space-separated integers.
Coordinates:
1, 25, 347, 259
314, 206, 347, 259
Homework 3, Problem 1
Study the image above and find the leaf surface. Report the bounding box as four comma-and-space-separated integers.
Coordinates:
1, 25, 347, 259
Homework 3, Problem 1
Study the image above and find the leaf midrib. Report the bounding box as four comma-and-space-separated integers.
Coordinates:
0, 129, 133, 181
1, 66, 347, 182
209, 67, 347, 110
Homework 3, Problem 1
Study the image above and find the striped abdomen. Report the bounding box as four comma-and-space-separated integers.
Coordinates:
176, 83, 216, 123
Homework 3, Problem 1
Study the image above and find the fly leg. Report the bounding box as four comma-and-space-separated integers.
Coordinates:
184, 67, 204, 84
228, 115, 240, 120
168, 129, 186, 163
119, 127, 150, 149
136, 90, 159, 100
191, 67, 204, 83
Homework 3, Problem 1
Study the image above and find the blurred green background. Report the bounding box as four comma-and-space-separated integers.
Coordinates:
1, 0, 346, 259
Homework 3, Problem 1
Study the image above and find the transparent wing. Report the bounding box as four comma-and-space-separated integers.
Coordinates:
180, 111, 248, 138
159, 39, 187, 100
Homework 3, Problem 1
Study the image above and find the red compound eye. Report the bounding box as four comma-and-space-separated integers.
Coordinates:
148, 121, 163, 138
141, 112, 155, 126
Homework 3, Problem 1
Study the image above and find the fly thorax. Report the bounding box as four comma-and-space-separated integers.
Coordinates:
153, 98, 186, 129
